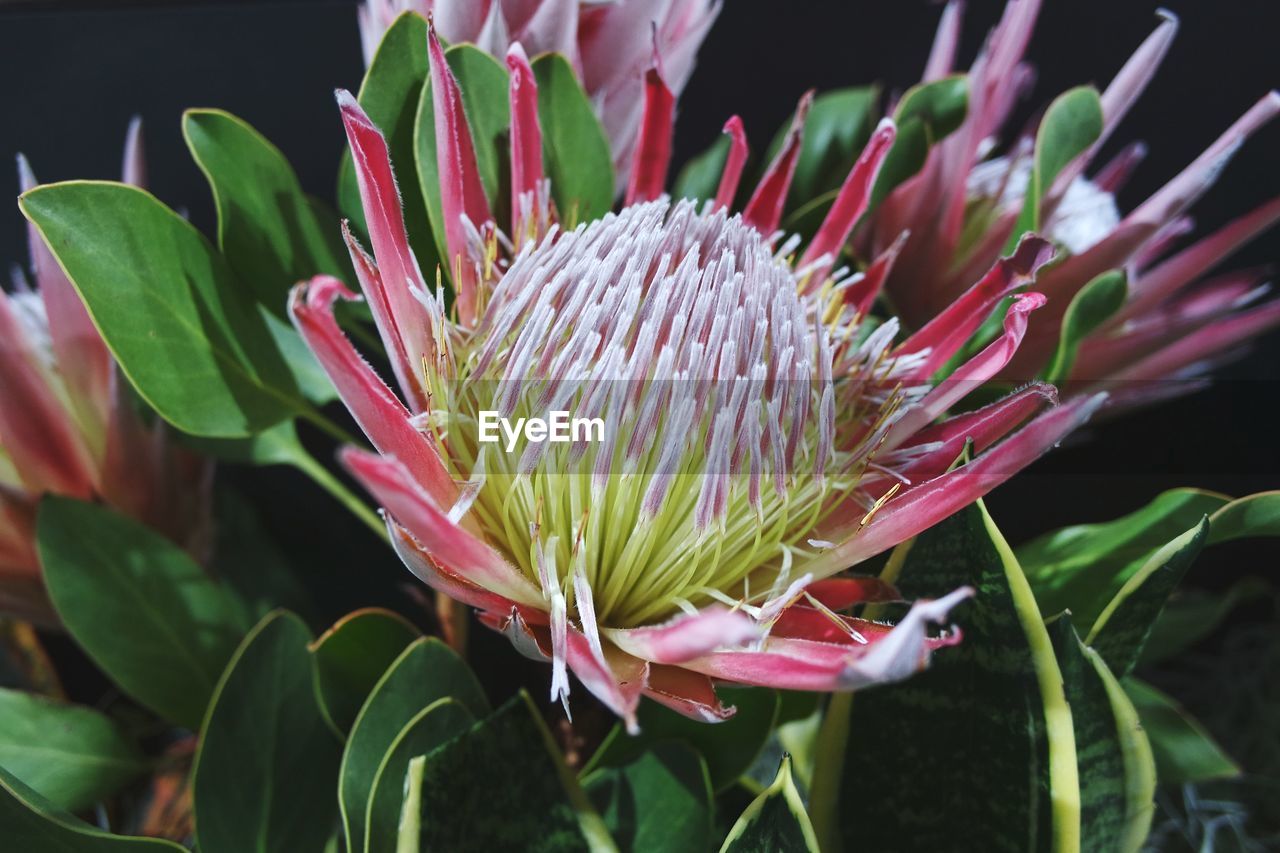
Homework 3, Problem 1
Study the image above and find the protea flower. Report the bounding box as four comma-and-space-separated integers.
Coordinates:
0, 124, 211, 624
289, 25, 1102, 726
356, 0, 719, 187
870, 0, 1280, 405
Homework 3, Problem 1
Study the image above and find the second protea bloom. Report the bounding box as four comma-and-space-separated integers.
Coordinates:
290, 29, 1101, 725
1, 125, 211, 624
872, 0, 1280, 404
356, 0, 719, 187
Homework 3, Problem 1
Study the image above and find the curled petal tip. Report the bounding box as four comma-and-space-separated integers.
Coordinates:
506, 40, 530, 67
722, 114, 744, 135
15, 153, 35, 193
1154, 7, 1179, 27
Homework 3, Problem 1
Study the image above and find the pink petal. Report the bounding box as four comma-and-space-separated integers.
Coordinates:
335, 90, 437, 371
0, 289, 96, 497
1093, 141, 1148, 194
343, 448, 545, 608
798, 119, 897, 280
807, 393, 1107, 576
122, 115, 147, 189
713, 115, 748, 212
897, 234, 1055, 381
506, 42, 545, 240
642, 665, 736, 723
434, 0, 493, 44
886, 292, 1047, 449
625, 66, 676, 205
387, 515, 527, 615
923, 0, 964, 82
844, 231, 908, 316
604, 605, 762, 664
289, 276, 456, 506
427, 25, 495, 324
742, 91, 814, 235
804, 577, 903, 611
1108, 299, 1280, 383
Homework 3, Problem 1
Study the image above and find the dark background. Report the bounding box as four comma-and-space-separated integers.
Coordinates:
0, 0, 1276, 595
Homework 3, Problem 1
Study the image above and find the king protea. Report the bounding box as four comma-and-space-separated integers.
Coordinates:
288, 23, 1102, 727
356, 0, 719, 188
0, 124, 211, 625
870, 0, 1280, 406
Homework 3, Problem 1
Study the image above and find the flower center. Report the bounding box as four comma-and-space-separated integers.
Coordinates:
424, 199, 879, 627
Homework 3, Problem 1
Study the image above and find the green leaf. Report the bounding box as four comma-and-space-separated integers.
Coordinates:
1085, 518, 1210, 676
1044, 270, 1127, 384
340, 637, 489, 852
1049, 618, 1155, 853
364, 697, 474, 853
868, 75, 968, 210
20, 181, 305, 437
1005, 86, 1104, 252
585, 686, 779, 792
0, 764, 185, 851
1141, 578, 1270, 665
310, 608, 421, 737
338, 11, 438, 273
37, 496, 241, 730
531, 53, 616, 225
210, 483, 316, 626
183, 108, 350, 315
396, 692, 613, 852
720, 755, 818, 853
1124, 679, 1240, 784
1207, 490, 1280, 544
836, 501, 1080, 851
763, 86, 879, 215
192, 611, 342, 853
583, 741, 713, 853
1018, 488, 1229, 628
672, 133, 732, 205
415, 44, 511, 274
0, 688, 147, 812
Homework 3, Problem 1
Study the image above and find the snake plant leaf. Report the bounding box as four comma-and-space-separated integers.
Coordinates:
836, 500, 1080, 852
37, 496, 242, 730
310, 608, 422, 738
414, 44, 510, 281
583, 741, 714, 853
0, 765, 185, 852
364, 697, 474, 853
19, 182, 307, 437
584, 686, 779, 791
1049, 618, 1155, 853
1085, 517, 1210, 676
396, 692, 614, 852
339, 637, 489, 852
719, 755, 819, 853
338, 11, 437, 272
1018, 488, 1228, 628
1043, 270, 1127, 384
0, 688, 147, 812
869, 75, 968, 210
531, 53, 615, 225
183, 108, 350, 315
1004, 86, 1104, 253
1124, 679, 1240, 784
762, 86, 880, 214
192, 611, 343, 853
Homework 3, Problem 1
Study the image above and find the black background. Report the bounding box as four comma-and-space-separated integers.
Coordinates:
1, 0, 1276, 605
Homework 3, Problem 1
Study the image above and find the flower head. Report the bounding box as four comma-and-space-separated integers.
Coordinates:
870, 0, 1280, 407
291, 23, 1102, 727
357, 0, 719, 188
0, 123, 211, 624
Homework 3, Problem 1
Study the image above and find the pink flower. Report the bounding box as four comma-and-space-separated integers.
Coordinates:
1, 123, 211, 625
289, 23, 1102, 727
356, 0, 719, 188
868, 0, 1280, 407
